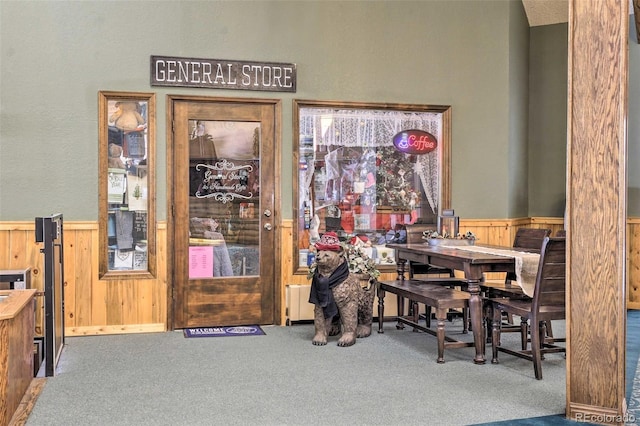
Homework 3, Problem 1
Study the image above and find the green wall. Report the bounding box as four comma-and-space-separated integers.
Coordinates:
528, 23, 568, 218
0, 0, 565, 222
507, 1, 531, 217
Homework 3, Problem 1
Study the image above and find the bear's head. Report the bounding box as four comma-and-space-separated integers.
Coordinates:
109, 143, 122, 157
111, 101, 145, 131
118, 101, 137, 112
313, 232, 345, 277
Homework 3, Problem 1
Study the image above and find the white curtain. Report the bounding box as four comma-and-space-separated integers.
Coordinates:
299, 108, 442, 214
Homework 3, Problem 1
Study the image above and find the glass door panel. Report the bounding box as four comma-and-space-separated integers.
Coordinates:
188, 120, 260, 278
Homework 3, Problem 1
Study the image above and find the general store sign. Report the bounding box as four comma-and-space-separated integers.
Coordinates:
150, 55, 296, 92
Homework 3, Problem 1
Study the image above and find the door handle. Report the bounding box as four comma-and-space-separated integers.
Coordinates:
264, 223, 272, 231
263, 209, 272, 217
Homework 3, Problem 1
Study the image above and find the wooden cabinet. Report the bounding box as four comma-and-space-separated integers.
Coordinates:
0, 289, 36, 426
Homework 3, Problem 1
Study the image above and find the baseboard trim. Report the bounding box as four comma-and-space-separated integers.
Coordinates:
66, 323, 166, 336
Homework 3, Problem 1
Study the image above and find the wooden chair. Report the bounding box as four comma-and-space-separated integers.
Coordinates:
490, 236, 566, 380
404, 223, 456, 279
481, 228, 552, 341
512, 227, 553, 251
486, 227, 552, 294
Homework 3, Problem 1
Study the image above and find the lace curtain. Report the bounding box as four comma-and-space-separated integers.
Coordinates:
299, 108, 442, 214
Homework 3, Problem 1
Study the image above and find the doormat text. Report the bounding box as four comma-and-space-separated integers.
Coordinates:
183, 325, 265, 338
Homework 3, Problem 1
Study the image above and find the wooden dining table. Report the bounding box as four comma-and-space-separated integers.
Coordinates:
386, 242, 518, 364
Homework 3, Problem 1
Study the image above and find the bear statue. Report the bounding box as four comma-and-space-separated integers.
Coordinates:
108, 143, 126, 169
308, 232, 375, 347
109, 101, 145, 131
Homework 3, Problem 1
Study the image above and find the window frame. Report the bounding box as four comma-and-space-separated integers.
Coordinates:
98, 91, 156, 279
292, 99, 452, 275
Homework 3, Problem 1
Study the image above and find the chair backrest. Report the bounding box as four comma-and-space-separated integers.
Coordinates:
512, 228, 552, 253
532, 237, 566, 308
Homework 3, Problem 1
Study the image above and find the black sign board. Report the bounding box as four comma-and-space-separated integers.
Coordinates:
35, 213, 65, 377
133, 211, 147, 243
151, 55, 296, 92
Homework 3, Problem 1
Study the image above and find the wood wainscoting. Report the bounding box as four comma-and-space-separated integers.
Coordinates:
0, 222, 167, 337
281, 217, 639, 324
1, 217, 637, 335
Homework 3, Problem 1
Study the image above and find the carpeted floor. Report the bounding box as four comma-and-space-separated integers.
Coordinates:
475, 309, 640, 426
625, 310, 640, 425
22, 312, 639, 426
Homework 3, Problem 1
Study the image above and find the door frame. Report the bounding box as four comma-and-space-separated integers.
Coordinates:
166, 95, 282, 330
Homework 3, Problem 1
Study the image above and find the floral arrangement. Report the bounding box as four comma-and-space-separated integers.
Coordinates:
307, 241, 381, 280
343, 243, 381, 279
422, 230, 477, 241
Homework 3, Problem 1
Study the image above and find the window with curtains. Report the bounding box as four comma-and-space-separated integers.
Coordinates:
293, 100, 452, 274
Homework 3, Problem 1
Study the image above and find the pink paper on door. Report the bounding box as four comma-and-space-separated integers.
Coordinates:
189, 246, 214, 279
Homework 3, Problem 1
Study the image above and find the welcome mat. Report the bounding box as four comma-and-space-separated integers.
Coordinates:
183, 325, 265, 338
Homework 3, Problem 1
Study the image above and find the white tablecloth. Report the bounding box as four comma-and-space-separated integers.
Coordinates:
441, 244, 540, 297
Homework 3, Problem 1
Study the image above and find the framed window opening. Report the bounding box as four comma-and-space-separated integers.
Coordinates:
98, 91, 156, 279
293, 99, 451, 275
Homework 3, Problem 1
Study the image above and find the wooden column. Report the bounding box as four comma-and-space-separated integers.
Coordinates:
566, 0, 628, 423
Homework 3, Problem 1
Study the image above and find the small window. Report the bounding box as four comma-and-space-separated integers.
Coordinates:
98, 91, 156, 279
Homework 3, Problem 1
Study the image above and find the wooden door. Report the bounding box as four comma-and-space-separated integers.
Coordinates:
168, 96, 280, 328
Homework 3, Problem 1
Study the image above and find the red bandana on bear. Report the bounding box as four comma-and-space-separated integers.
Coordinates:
314, 232, 341, 252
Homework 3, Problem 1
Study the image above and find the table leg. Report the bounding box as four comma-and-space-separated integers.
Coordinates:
465, 276, 486, 364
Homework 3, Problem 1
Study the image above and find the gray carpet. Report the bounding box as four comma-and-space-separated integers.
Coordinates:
26, 318, 569, 426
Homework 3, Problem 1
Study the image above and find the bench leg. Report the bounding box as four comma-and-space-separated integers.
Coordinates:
435, 307, 447, 363
377, 287, 385, 333
396, 295, 405, 330
462, 307, 469, 334
411, 300, 420, 332
484, 301, 493, 344
491, 305, 501, 364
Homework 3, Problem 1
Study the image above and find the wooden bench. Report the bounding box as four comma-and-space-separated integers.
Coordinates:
377, 279, 472, 363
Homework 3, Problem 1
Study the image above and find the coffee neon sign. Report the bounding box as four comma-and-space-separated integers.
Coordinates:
392, 129, 437, 154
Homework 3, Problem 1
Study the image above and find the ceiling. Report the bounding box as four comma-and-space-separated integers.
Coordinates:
522, 0, 568, 27
522, 0, 639, 43
522, 0, 636, 27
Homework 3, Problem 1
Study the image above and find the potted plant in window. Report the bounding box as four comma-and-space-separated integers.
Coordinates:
422, 230, 477, 246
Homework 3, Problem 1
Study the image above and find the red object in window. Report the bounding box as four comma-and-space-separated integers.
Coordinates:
341, 211, 355, 233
